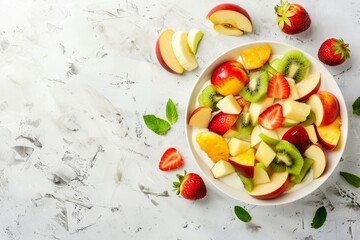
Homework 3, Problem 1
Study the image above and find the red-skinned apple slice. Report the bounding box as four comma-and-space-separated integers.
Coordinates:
211, 160, 235, 178
155, 29, 184, 74
228, 148, 255, 178
296, 73, 321, 102
247, 172, 290, 199
207, 3, 252, 36
303, 143, 327, 179
315, 116, 341, 150
307, 91, 340, 127
281, 125, 310, 154
188, 106, 212, 128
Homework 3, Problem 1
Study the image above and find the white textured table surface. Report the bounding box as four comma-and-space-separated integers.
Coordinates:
0, 0, 359, 239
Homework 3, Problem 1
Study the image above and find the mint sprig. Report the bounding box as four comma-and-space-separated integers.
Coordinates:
234, 206, 252, 223
340, 171, 360, 188
143, 115, 171, 135
166, 98, 178, 124
352, 97, 360, 116
311, 206, 327, 229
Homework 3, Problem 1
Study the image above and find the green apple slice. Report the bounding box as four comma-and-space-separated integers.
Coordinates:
187, 28, 204, 54
172, 31, 198, 71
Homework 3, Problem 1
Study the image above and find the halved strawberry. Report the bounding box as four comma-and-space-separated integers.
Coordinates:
258, 104, 284, 130
173, 170, 207, 200
159, 148, 183, 171
208, 112, 239, 135
267, 73, 290, 99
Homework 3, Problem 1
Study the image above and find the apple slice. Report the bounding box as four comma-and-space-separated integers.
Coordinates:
249, 97, 274, 125
253, 163, 270, 185
316, 116, 341, 150
207, 3, 252, 36
229, 148, 255, 178
172, 31, 198, 71
259, 127, 279, 145
187, 28, 204, 54
307, 91, 340, 127
255, 141, 276, 167
250, 125, 262, 147
228, 137, 251, 156
155, 29, 184, 74
296, 73, 321, 102
287, 79, 300, 100
303, 143, 327, 179
217, 95, 242, 114
211, 160, 235, 178
223, 127, 240, 138
188, 106, 212, 128
283, 99, 311, 122
247, 172, 290, 199
305, 124, 318, 144
281, 125, 310, 154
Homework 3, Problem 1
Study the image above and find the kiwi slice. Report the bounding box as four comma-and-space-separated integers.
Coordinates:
238, 173, 254, 192
300, 111, 316, 127
291, 157, 314, 184
198, 84, 223, 111
239, 71, 269, 102
277, 50, 310, 83
235, 112, 253, 135
270, 160, 287, 172
275, 140, 304, 175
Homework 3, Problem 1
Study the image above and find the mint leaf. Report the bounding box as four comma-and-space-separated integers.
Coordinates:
340, 171, 360, 188
143, 115, 170, 135
311, 206, 327, 229
166, 99, 178, 124
352, 97, 360, 116
234, 206, 251, 223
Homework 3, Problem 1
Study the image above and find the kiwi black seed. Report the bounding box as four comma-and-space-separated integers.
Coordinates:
239, 71, 269, 102
198, 84, 223, 111
277, 50, 310, 83
270, 160, 287, 172
236, 112, 253, 135
275, 140, 304, 176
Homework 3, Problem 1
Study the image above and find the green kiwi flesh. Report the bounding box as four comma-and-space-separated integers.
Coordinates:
239, 71, 269, 102
275, 140, 304, 175
291, 157, 314, 184
198, 84, 223, 111
277, 50, 310, 83
236, 112, 253, 135
238, 173, 254, 192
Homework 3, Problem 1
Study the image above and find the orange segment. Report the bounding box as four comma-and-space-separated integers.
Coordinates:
196, 131, 229, 163
240, 44, 272, 70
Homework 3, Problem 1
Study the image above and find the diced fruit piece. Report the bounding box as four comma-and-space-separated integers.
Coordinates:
211, 160, 235, 178
277, 50, 310, 83
235, 96, 250, 111
187, 28, 204, 54
173, 171, 207, 200
277, 127, 290, 139
287, 80, 300, 100
211, 60, 249, 96
188, 106, 212, 128
217, 95, 242, 114
281, 125, 310, 154
253, 163, 271, 185
275, 1, 311, 35
259, 128, 280, 145
296, 73, 321, 102
247, 172, 290, 199
238, 173, 254, 192
283, 99, 311, 122
208, 112, 239, 135
303, 143, 327, 179
318, 38, 350, 66
307, 91, 340, 127
316, 116, 341, 150
270, 159, 287, 172
198, 84, 223, 111
270, 58, 280, 71
251, 125, 262, 147
267, 73, 290, 99
275, 140, 304, 175
196, 131, 230, 163
240, 44, 272, 70
229, 148, 255, 178
282, 118, 300, 127
159, 147, 183, 171
228, 137, 251, 156
155, 29, 184, 74
249, 97, 274, 125
223, 127, 240, 138
305, 124, 318, 144
172, 31, 198, 71
291, 157, 314, 184
235, 112, 253, 135
300, 111, 316, 127
239, 71, 269, 102
207, 3, 253, 36
255, 141, 276, 167
258, 103, 284, 130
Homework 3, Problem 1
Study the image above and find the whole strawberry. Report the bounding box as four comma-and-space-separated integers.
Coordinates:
275, 0, 311, 34
173, 171, 207, 200
318, 38, 350, 66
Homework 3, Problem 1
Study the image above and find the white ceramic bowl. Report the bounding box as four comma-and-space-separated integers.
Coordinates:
185, 41, 348, 206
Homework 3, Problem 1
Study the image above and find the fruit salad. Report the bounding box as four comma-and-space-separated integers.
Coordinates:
188, 43, 342, 200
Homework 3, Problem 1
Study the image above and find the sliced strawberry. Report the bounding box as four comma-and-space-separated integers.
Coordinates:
159, 148, 183, 171
208, 112, 239, 135
173, 171, 207, 200
267, 73, 290, 99
258, 104, 284, 130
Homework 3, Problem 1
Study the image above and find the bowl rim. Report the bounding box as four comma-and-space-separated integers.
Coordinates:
185, 40, 349, 206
